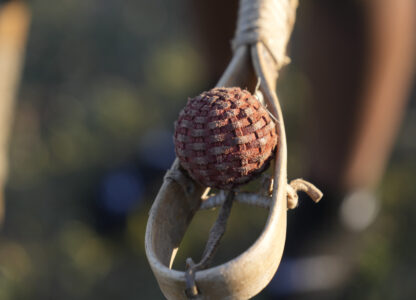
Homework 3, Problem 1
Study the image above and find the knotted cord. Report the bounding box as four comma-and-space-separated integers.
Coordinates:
232, 0, 298, 70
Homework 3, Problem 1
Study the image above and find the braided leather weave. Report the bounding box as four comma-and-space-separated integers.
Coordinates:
174, 87, 278, 190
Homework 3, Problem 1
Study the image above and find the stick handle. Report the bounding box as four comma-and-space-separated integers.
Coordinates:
232, 0, 298, 70
0, 1, 31, 224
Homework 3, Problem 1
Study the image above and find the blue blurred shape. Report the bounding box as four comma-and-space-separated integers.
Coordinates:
100, 171, 144, 215
267, 256, 349, 296
267, 258, 297, 296
138, 128, 175, 170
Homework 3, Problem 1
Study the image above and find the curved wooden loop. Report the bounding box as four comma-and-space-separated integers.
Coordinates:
145, 43, 289, 299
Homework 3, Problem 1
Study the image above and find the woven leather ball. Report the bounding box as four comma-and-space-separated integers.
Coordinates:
174, 87, 278, 190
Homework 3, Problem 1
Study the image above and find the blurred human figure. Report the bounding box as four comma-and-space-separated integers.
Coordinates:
190, 0, 415, 298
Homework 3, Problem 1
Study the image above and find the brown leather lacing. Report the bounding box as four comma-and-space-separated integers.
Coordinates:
170, 167, 322, 298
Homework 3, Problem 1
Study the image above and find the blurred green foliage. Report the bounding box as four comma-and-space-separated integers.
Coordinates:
3, 0, 208, 299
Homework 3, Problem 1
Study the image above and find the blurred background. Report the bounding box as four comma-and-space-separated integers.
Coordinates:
0, 0, 415, 299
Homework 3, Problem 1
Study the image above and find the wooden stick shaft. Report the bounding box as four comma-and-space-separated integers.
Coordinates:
0, 1, 30, 224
